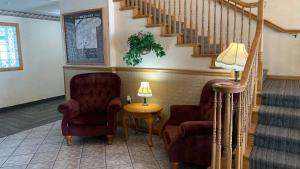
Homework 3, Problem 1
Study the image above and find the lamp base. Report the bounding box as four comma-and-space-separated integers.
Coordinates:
143, 97, 148, 106
234, 71, 240, 82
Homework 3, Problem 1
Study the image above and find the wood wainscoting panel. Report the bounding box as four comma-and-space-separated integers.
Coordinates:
116, 70, 230, 130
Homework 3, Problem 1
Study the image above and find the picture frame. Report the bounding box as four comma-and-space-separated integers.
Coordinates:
62, 8, 107, 65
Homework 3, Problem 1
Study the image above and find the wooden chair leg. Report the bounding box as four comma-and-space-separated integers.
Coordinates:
65, 136, 72, 145
171, 162, 179, 169
107, 135, 113, 145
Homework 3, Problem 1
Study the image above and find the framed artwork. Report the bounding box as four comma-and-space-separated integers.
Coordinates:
63, 9, 107, 65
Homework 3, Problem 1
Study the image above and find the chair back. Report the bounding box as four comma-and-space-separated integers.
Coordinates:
70, 73, 121, 114
199, 79, 233, 121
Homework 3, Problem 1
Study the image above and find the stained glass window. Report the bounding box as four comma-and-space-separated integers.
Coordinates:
0, 23, 22, 71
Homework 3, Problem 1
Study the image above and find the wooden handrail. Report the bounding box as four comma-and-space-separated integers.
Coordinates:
221, 0, 300, 34
213, 0, 263, 93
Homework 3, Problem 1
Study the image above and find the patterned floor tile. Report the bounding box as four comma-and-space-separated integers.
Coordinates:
30, 151, 58, 164
0, 156, 8, 166
2, 154, 34, 167
19, 138, 44, 147
0, 147, 16, 158
37, 143, 61, 153
0, 140, 22, 148
132, 161, 160, 169
106, 164, 133, 169
13, 145, 39, 156
106, 153, 131, 166
0, 165, 27, 169
79, 156, 105, 169
52, 159, 80, 169
26, 162, 54, 169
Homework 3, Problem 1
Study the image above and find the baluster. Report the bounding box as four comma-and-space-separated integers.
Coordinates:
219, 0, 223, 53
248, 8, 252, 51
211, 0, 217, 67
145, 0, 148, 16
224, 93, 233, 169
226, 0, 229, 47
207, 0, 211, 54
235, 92, 243, 169
212, 91, 217, 169
158, 0, 162, 24
168, 0, 172, 33
153, 0, 157, 24
240, 7, 245, 43
173, 0, 176, 34
177, 0, 182, 43
201, 0, 205, 54
184, 0, 187, 43
216, 92, 222, 169
233, 2, 237, 42
149, 0, 152, 19
195, 0, 199, 44
163, 0, 166, 25
140, 0, 143, 15
135, 0, 138, 8
127, 0, 130, 7
189, 0, 193, 43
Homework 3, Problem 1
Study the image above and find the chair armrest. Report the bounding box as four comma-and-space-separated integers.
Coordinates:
180, 121, 213, 137
107, 97, 122, 113
107, 97, 122, 134
166, 105, 201, 125
57, 99, 80, 120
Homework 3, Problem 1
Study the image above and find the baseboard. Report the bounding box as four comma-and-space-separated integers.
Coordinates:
0, 95, 65, 113
267, 75, 300, 80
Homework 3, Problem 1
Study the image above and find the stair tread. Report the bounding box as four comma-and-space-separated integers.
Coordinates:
256, 124, 300, 141
250, 147, 300, 168
258, 105, 300, 129
260, 105, 300, 117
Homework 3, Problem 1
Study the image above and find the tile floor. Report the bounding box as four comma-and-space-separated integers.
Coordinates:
0, 121, 201, 169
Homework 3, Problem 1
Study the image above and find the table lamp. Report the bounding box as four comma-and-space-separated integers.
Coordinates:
137, 82, 152, 106
215, 42, 248, 81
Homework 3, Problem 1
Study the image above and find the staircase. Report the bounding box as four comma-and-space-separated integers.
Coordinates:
114, 0, 257, 68
249, 79, 300, 169
114, 0, 265, 169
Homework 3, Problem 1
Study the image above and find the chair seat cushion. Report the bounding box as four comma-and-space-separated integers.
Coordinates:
69, 113, 107, 126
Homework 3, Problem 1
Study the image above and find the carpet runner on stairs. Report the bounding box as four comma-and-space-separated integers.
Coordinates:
250, 80, 300, 169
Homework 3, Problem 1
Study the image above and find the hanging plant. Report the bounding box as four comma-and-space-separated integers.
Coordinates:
123, 31, 166, 66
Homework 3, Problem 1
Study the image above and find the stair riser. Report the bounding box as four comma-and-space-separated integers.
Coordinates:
254, 134, 300, 154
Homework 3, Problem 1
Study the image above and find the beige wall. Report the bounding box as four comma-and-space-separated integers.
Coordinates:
0, 15, 64, 108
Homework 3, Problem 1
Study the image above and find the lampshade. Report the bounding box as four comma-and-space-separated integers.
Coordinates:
215, 43, 248, 71
137, 82, 152, 97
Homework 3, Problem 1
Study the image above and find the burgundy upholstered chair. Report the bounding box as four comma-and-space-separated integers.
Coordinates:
58, 73, 121, 145
162, 79, 235, 169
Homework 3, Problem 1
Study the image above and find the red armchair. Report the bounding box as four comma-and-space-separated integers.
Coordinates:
58, 73, 121, 145
162, 79, 234, 169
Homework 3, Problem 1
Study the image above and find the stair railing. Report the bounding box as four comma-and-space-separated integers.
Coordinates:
121, 0, 260, 66
120, 0, 264, 168
211, 0, 264, 169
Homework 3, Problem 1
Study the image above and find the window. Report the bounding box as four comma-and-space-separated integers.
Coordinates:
0, 22, 22, 72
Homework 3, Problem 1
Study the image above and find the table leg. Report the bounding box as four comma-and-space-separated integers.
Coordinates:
145, 115, 154, 147
134, 118, 139, 134
157, 113, 163, 137
123, 113, 129, 142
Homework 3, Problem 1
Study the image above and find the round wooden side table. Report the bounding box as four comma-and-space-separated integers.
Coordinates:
122, 103, 162, 147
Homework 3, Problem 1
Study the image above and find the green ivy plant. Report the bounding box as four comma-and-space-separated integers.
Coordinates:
123, 31, 166, 66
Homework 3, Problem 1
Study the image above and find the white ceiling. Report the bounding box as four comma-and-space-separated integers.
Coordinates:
0, 0, 60, 16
